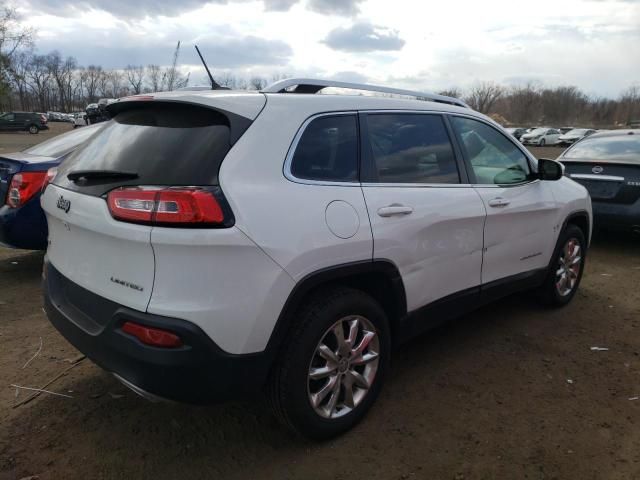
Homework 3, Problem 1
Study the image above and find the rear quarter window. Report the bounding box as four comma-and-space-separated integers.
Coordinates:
290, 114, 358, 182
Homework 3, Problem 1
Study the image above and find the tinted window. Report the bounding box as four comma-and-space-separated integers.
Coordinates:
290, 115, 358, 182
451, 116, 531, 185
563, 134, 640, 162
54, 103, 232, 196
24, 124, 102, 158
1, 113, 15, 121
365, 114, 459, 184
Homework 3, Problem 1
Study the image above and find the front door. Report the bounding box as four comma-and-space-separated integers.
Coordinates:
449, 115, 559, 285
360, 112, 486, 312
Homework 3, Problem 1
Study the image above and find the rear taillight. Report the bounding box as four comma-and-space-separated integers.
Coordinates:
107, 187, 227, 226
121, 321, 182, 348
6, 171, 48, 208
42, 167, 57, 193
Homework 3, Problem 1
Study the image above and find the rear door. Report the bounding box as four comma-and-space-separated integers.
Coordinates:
43, 100, 258, 312
0, 113, 16, 131
360, 112, 486, 312
449, 115, 559, 284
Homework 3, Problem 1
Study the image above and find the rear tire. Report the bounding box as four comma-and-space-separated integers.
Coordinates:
538, 224, 586, 307
268, 287, 390, 440
28, 124, 39, 134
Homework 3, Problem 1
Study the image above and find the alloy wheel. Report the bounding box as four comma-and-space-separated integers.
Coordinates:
555, 237, 582, 296
307, 315, 380, 419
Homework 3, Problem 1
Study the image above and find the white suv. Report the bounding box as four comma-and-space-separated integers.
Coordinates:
41, 79, 592, 439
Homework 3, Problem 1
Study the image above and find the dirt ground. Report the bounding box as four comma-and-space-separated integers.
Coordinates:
1, 134, 639, 479
0, 123, 74, 154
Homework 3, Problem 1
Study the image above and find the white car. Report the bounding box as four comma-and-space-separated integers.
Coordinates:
520, 127, 562, 146
557, 128, 596, 145
41, 79, 592, 439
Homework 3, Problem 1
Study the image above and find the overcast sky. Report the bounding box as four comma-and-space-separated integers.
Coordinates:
15, 0, 640, 97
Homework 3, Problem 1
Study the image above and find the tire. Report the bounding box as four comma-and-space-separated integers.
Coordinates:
539, 138, 546, 146
268, 287, 390, 440
28, 124, 39, 134
537, 224, 586, 307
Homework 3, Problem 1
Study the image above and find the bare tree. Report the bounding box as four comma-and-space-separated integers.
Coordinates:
249, 76, 267, 90
0, 5, 34, 107
438, 87, 462, 99
146, 64, 163, 92
164, 41, 189, 91
125, 64, 145, 94
465, 82, 504, 114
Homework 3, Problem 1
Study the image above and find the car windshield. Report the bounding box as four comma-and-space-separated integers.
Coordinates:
530, 128, 547, 135
23, 124, 102, 158
563, 134, 640, 162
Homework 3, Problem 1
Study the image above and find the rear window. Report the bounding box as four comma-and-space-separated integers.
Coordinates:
563, 134, 640, 162
290, 114, 358, 182
54, 103, 232, 195
24, 124, 102, 158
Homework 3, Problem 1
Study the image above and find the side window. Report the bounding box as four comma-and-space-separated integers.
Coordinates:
450, 116, 531, 185
290, 114, 358, 182
2, 113, 15, 121
365, 113, 459, 184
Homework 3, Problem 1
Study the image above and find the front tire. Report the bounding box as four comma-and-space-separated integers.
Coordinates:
538, 224, 586, 307
28, 124, 39, 134
539, 138, 546, 146
269, 287, 390, 440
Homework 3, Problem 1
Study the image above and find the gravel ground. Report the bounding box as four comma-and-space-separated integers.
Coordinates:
1, 131, 638, 480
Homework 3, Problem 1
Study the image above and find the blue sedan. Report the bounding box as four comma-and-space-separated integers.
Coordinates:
0, 124, 103, 249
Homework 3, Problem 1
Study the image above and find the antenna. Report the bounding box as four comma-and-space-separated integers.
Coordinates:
194, 45, 227, 90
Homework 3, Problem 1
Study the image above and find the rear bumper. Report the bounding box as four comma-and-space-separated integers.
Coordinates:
0, 197, 48, 250
592, 199, 640, 230
43, 261, 273, 404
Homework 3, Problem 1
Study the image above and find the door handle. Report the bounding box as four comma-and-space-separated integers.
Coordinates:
488, 197, 510, 208
377, 204, 414, 217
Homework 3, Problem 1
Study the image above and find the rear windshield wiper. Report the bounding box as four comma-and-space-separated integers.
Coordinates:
67, 170, 139, 182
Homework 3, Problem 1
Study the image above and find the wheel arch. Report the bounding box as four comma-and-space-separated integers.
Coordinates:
265, 260, 407, 356
563, 210, 590, 246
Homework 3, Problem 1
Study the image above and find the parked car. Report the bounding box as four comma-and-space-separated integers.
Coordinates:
73, 113, 87, 128
0, 112, 48, 134
0, 123, 103, 249
505, 127, 526, 140
40, 79, 591, 439
520, 127, 561, 146
559, 130, 639, 233
557, 128, 596, 145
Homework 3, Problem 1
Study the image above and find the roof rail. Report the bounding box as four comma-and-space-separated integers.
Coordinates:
261, 78, 469, 108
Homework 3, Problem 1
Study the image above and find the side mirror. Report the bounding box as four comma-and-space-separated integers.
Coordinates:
538, 158, 564, 181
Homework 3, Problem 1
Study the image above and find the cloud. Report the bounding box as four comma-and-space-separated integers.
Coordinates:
37, 28, 293, 69
307, 0, 364, 15
25, 0, 363, 18
263, 0, 298, 10
324, 22, 405, 52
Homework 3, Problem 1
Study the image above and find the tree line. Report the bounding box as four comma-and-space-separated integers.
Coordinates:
1, 5, 638, 126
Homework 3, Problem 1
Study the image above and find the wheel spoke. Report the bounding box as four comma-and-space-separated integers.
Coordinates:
311, 375, 338, 408
318, 344, 339, 364
342, 377, 355, 409
333, 322, 349, 356
309, 365, 337, 380
570, 255, 581, 266
347, 318, 359, 348
348, 369, 370, 389
351, 351, 379, 366
352, 330, 376, 357
324, 378, 341, 416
